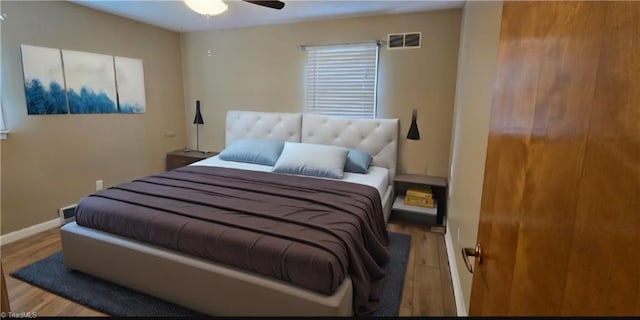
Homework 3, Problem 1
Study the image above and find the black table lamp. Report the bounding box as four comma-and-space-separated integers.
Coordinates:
407, 109, 420, 140
193, 100, 204, 152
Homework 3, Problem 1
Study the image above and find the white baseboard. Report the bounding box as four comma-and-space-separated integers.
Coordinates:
445, 224, 468, 316
0, 218, 60, 246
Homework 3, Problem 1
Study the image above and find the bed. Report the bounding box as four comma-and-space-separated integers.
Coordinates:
60, 111, 399, 316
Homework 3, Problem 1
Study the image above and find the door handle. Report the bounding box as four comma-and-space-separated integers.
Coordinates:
461, 244, 482, 273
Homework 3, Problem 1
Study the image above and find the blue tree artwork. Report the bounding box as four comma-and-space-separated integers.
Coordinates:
62, 50, 117, 114
115, 57, 146, 113
66, 86, 117, 114
20, 45, 69, 115
21, 46, 147, 116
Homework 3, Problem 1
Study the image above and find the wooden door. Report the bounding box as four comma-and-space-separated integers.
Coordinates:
469, 1, 640, 316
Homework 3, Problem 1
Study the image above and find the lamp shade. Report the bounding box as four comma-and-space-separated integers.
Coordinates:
183, 0, 228, 16
407, 109, 420, 140
193, 100, 204, 125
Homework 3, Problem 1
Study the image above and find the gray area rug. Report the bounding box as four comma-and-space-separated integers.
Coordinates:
11, 232, 410, 317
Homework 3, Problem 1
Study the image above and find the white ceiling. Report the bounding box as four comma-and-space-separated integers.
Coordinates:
70, 0, 464, 32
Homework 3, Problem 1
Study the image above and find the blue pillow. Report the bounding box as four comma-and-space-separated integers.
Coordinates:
219, 139, 284, 166
272, 142, 348, 179
344, 149, 373, 174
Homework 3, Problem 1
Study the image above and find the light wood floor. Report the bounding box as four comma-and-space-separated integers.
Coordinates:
0, 220, 456, 317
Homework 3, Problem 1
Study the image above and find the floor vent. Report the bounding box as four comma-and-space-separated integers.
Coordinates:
387, 32, 422, 49
59, 204, 77, 226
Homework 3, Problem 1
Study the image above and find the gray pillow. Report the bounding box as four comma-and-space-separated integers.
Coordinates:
272, 142, 348, 179
344, 149, 373, 174
218, 138, 284, 166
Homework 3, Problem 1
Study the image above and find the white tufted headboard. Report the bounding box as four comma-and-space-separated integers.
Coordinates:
301, 114, 399, 178
225, 111, 399, 179
225, 111, 302, 146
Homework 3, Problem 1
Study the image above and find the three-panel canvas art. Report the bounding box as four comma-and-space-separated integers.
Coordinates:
21, 44, 146, 115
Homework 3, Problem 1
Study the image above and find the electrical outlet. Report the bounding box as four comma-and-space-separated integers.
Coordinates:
96, 179, 103, 191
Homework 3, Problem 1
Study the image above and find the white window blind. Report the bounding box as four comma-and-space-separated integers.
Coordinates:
0, 99, 8, 139
304, 42, 379, 119
0, 90, 6, 140
0, 103, 5, 131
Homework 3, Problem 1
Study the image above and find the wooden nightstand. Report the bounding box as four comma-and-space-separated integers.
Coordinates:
166, 149, 218, 171
391, 174, 448, 229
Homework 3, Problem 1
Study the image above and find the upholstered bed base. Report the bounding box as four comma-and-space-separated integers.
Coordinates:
61, 222, 353, 316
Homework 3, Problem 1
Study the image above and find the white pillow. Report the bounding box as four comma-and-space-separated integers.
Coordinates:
272, 142, 349, 179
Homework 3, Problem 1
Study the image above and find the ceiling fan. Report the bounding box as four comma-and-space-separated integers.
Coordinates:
243, 1, 285, 10
183, 0, 285, 16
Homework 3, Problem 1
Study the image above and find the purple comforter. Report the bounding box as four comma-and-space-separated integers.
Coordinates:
75, 165, 389, 315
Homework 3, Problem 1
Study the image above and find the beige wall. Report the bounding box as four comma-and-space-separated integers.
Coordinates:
447, 1, 503, 313
0, 1, 186, 234
181, 9, 461, 176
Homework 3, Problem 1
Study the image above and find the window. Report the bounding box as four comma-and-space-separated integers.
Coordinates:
304, 42, 379, 119
0, 92, 6, 140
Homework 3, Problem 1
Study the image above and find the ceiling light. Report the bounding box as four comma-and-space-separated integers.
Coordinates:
183, 0, 228, 16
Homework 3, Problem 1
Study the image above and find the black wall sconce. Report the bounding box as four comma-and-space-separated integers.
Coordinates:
407, 109, 420, 140
193, 100, 204, 152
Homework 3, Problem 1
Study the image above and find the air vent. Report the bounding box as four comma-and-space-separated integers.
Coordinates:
59, 204, 77, 226
387, 32, 422, 49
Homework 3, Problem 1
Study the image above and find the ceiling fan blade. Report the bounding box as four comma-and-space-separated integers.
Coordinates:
243, 1, 285, 10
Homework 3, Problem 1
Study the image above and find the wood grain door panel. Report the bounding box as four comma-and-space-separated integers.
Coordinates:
470, 1, 640, 316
